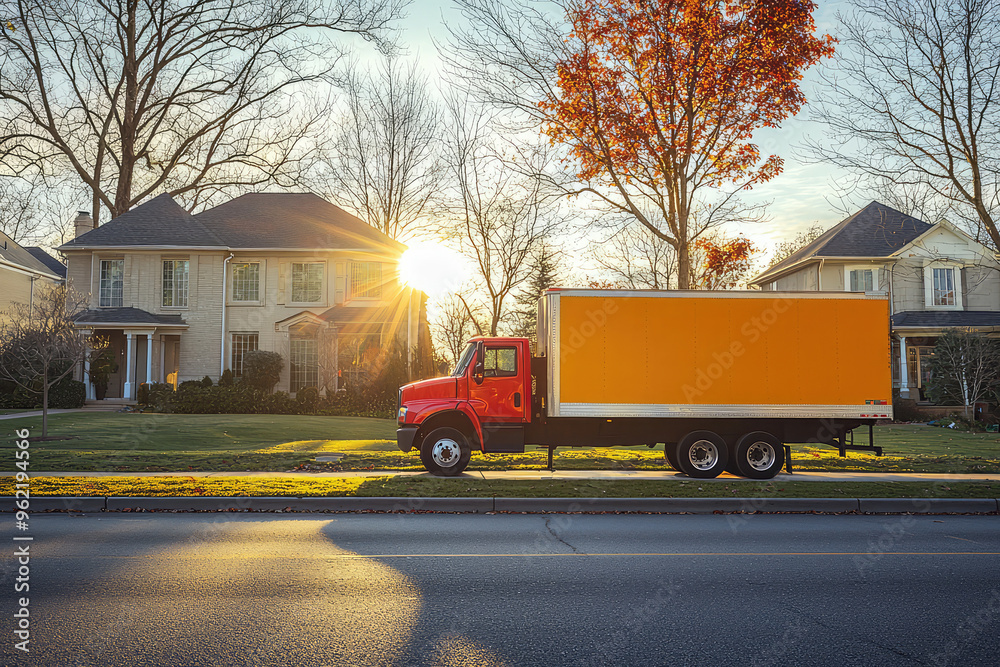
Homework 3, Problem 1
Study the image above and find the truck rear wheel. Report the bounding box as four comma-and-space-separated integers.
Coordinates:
674, 431, 728, 478
664, 443, 681, 472
733, 431, 784, 479
420, 427, 472, 476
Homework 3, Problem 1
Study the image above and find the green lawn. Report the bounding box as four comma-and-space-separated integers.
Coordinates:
0, 409, 32, 415
1, 412, 998, 474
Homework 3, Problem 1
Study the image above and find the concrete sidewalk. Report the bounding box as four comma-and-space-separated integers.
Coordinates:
6, 469, 1000, 482
0, 409, 86, 421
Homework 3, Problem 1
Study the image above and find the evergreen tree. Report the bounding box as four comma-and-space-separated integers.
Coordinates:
515, 245, 560, 351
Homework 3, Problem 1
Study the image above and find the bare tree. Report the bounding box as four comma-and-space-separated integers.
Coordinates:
806, 0, 1000, 250
770, 224, 826, 265
442, 96, 559, 336
432, 293, 482, 365
325, 56, 442, 240
925, 328, 1000, 419
590, 224, 677, 289
0, 0, 404, 224
0, 283, 106, 435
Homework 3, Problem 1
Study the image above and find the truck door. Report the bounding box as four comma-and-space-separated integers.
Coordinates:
469, 343, 526, 424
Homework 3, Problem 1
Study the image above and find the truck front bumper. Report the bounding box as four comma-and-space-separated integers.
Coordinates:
396, 426, 419, 452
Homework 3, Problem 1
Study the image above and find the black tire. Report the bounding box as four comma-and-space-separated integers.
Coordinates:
420, 427, 472, 476
733, 431, 785, 479
674, 430, 728, 479
664, 443, 681, 472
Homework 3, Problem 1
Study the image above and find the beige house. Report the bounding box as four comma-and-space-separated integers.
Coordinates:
59, 193, 422, 400
0, 231, 65, 321
751, 201, 1000, 403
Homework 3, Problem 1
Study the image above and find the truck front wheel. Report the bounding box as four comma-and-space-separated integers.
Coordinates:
733, 431, 784, 479
674, 431, 728, 478
420, 427, 472, 476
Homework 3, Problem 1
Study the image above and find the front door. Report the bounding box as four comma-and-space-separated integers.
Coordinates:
469, 344, 525, 423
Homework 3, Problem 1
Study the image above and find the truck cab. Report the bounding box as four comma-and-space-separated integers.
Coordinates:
396, 336, 531, 475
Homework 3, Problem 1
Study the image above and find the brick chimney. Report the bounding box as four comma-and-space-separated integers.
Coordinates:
74, 211, 94, 238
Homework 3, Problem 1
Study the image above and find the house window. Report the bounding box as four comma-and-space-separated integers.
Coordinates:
99, 259, 124, 307
350, 262, 382, 299
162, 260, 189, 307
289, 337, 318, 392
291, 262, 324, 303
849, 269, 874, 292
232, 262, 260, 302
932, 268, 956, 306
231, 333, 259, 378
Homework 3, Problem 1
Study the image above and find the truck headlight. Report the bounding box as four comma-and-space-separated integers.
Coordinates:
397, 406, 407, 424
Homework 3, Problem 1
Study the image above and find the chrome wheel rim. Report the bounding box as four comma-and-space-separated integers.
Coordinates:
431, 438, 460, 468
688, 439, 719, 471
746, 441, 775, 471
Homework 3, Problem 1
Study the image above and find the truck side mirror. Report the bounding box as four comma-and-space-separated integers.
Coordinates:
473, 341, 485, 385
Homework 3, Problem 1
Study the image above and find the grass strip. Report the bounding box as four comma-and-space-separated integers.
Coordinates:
2, 476, 997, 499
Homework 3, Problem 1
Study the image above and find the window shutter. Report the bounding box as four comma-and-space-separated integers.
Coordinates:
335, 262, 345, 304
277, 262, 287, 305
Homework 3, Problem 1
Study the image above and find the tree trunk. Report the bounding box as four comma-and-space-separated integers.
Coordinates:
42, 378, 48, 438
677, 243, 691, 289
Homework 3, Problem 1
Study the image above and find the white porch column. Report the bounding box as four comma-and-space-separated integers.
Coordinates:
898, 336, 909, 399
145, 333, 153, 387
82, 330, 95, 400
159, 336, 166, 383
123, 332, 135, 400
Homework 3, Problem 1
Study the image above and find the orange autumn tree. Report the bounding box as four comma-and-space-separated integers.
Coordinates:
695, 235, 758, 289
540, 0, 834, 288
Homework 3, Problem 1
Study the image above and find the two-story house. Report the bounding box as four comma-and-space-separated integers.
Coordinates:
59, 192, 421, 401
1, 230, 66, 321
750, 201, 1000, 403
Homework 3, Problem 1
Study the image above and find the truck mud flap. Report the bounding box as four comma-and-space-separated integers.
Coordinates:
481, 424, 525, 453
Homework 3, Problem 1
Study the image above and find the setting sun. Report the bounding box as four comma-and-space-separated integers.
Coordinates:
398, 240, 470, 298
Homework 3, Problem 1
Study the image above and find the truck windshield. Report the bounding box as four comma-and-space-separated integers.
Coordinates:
451, 342, 476, 377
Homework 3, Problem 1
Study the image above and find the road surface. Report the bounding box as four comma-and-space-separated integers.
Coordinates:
2, 513, 998, 666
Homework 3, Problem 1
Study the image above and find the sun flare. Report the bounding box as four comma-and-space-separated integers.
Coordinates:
398, 241, 470, 298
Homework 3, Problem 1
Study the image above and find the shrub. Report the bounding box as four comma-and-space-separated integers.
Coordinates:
201, 375, 214, 387
219, 369, 235, 387
243, 350, 283, 392
137, 383, 151, 407
48, 378, 86, 409
264, 390, 297, 414
146, 383, 176, 412
295, 386, 319, 413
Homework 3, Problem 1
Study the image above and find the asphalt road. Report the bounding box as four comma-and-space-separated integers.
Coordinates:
2, 513, 999, 666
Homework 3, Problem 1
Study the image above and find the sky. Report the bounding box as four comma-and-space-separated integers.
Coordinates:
385, 0, 859, 253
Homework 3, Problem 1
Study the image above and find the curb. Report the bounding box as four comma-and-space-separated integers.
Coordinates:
4, 497, 999, 514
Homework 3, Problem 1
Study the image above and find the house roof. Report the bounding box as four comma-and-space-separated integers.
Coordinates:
891, 310, 1000, 330
321, 304, 402, 325
24, 247, 67, 278
0, 232, 63, 279
58, 192, 403, 254
753, 201, 933, 284
194, 193, 405, 252
61, 193, 224, 248
72, 307, 188, 327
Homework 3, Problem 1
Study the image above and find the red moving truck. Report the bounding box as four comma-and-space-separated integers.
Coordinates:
396, 289, 892, 479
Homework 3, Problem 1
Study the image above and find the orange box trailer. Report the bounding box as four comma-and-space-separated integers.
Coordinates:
539, 289, 893, 421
